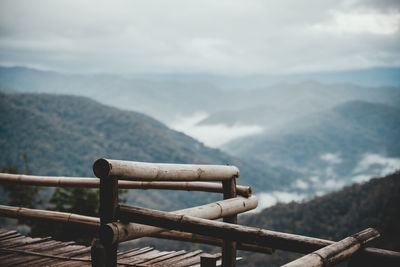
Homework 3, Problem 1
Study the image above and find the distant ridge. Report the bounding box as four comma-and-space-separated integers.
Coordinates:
1, 65, 400, 88
224, 100, 400, 194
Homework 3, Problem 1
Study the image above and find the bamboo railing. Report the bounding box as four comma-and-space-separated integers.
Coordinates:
0, 173, 252, 197
1, 159, 400, 267
92, 158, 244, 267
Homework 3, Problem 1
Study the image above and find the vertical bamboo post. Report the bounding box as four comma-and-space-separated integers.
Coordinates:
91, 238, 106, 267
222, 177, 237, 267
93, 159, 119, 267
92, 159, 119, 267
100, 175, 118, 267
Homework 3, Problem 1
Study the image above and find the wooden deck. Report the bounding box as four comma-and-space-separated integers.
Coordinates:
0, 229, 222, 266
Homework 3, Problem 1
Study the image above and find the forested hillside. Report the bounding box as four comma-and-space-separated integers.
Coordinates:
0, 93, 299, 210
238, 171, 400, 266
224, 101, 400, 195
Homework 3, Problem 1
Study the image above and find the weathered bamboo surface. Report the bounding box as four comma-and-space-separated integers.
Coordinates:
93, 158, 240, 181
116, 204, 329, 253
222, 178, 238, 267
102, 196, 258, 244
0, 229, 223, 266
152, 230, 275, 254
99, 174, 118, 266
0, 207, 399, 264
115, 204, 400, 265
0, 173, 252, 196
0, 205, 100, 228
0, 204, 271, 255
282, 228, 380, 267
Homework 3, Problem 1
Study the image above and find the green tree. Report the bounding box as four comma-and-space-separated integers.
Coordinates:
31, 187, 126, 245
1, 166, 42, 208
49, 187, 99, 217
29, 187, 100, 245
0, 165, 42, 232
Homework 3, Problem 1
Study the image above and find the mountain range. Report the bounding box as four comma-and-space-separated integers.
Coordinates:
224, 101, 400, 197
0, 67, 399, 266
1, 66, 399, 128
1, 66, 399, 204
0, 93, 300, 210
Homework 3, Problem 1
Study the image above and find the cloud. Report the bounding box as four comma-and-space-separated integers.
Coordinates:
320, 153, 342, 164
308, 175, 345, 191
353, 153, 400, 175
351, 154, 400, 183
322, 179, 345, 189
352, 174, 372, 183
309, 176, 320, 183
170, 112, 263, 147
312, 10, 400, 35
0, 0, 399, 74
254, 191, 307, 212
293, 179, 309, 189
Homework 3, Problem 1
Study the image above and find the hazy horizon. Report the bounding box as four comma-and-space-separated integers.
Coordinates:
1, 0, 399, 75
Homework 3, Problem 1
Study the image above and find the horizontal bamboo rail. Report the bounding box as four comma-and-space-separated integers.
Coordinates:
282, 228, 380, 267
152, 230, 275, 254
115, 205, 400, 263
0, 173, 251, 197
0, 205, 99, 228
93, 158, 240, 181
0, 204, 398, 264
102, 196, 258, 244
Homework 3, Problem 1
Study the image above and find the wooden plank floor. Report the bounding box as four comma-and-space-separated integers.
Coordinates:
0, 229, 221, 266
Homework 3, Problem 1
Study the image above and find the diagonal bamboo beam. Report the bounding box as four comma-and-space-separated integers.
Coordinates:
102, 196, 258, 244
282, 228, 380, 267
0, 204, 398, 264
151, 230, 275, 254
114, 204, 400, 266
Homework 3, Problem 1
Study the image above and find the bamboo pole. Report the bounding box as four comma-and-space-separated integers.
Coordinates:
93, 159, 240, 181
0, 205, 99, 228
222, 178, 237, 267
115, 205, 340, 254
0, 203, 270, 254
116, 206, 399, 265
282, 228, 380, 267
0, 173, 252, 197
98, 174, 118, 267
349, 247, 400, 267
151, 230, 275, 254
101, 196, 258, 244
0, 205, 398, 264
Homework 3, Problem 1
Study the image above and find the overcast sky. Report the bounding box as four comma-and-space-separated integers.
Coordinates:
0, 0, 399, 75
